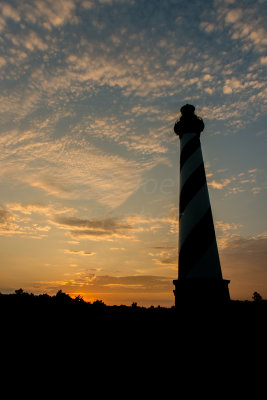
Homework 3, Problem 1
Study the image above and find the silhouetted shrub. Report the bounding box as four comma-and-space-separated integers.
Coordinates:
92, 299, 106, 307
74, 295, 85, 304
55, 290, 73, 303
252, 291, 263, 302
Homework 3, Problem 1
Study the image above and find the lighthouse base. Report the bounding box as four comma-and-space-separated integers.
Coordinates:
173, 279, 230, 308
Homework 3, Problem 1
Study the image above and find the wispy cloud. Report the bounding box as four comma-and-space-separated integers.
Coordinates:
0, 209, 14, 234
0, 201, 75, 238
0, 128, 159, 207
34, 273, 173, 296
222, 234, 267, 257
148, 243, 178, 268
215, 220, 242, 250
6, 202, 75, 216
125, 210, 178, 234
0, 3, 20, 23
0, 206, 50, 238
51, 209, 178, 241
207, 168, 265, 196
16, 0, 77, 30
151, 254, 177, 267
63, 249, 96, 256
209, 178, 232, 190
53, 215, 135, 241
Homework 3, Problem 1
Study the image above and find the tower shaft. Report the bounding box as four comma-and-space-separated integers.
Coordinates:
178, 132, 222, 280
173, 104, 230, 306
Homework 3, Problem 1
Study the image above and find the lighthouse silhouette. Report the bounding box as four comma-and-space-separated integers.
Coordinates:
173, 104, 230, 306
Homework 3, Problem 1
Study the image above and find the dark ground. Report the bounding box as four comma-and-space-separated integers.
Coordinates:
1, 290, 266, 391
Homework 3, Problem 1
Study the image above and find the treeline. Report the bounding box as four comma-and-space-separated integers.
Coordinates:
1, 288, 267, 337
1, 288, 266, 309
0, 288, 107, 307
1, 288, 266, 303
0, 288, 170, 314
1, 288, 176, 333
2, 288, 267, 322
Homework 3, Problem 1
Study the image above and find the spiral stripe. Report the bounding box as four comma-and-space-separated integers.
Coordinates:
179, 163, 207, 217
179, 184, 210, 250
180, 135, 200, 171
180, 147, 204, 191
179, 207, 217, 279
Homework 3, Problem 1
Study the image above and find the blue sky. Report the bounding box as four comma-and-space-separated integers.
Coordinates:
0, 0, 266, 306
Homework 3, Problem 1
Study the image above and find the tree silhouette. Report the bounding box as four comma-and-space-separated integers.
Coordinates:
15, 288, 25, 295
55, 290, 73, 303
252, 291, 262, 302
92, 299, 106, 307
74, 295, 85, 304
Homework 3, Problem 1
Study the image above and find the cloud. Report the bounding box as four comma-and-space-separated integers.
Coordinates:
64, 249, 96, 256
54, 216, 131, 230
5, 30, 49, 52
32, 272, 175, 305
21, 0, 77, 30
199, 22, 216, 33
6, 202, 75, 216
208, 178, 232, 190
219, 2, 267, 52
149, 245, 178, 267
0, 202, 76, 238
0, 208, 23, 236
0, 128, 158, 207
1, 0, 265, 141
98, 0, 135, 5
0, 207, 50, 238
152, 255, 177, 266
150, 246, 177, 250
260, 56, 267, 65
222, 234, 267, 257
215, 220, 242, 250
207, 169, 264, 196
0, 209, 10, 223
225, 9, 243, 24
69, 229, 126, 240
0, 3, 20, 22
200, 103, 248, 125
29, 177, 72, 198
223, 77, 244, 95
35, 273, 173, 294
53, 215, 135, 240
120, 132, 169, 155
222, 86, 233, 95
80, 1, 94, 9
65, 51, 178, 98
72, 111, 174, 157
64, 29, 221, 100
23, 31, 49, 51
125, 211, 178, 234
51, 209, 178, 241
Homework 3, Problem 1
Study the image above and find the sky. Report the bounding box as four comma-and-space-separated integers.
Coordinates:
0, 0, 266, 306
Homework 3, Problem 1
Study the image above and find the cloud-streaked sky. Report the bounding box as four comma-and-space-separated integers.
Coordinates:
0, 0, 266, 306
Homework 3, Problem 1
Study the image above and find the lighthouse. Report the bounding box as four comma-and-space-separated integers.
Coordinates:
173, 104, 230, 306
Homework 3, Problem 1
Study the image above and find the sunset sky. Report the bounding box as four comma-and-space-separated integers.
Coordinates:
0, 0, 266, 306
